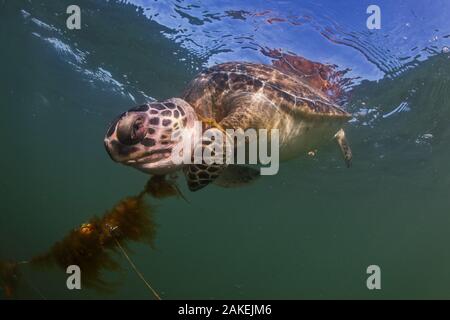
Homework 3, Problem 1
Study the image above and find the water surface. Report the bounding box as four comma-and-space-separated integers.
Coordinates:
1, 0, 450, 299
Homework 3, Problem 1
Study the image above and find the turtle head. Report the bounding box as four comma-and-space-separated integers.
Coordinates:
104, 98, 197, 174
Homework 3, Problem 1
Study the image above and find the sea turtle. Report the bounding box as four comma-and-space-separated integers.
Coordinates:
104, 62, 352, 192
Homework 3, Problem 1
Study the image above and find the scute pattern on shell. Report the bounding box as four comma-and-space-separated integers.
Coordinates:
183, 62, 351, 120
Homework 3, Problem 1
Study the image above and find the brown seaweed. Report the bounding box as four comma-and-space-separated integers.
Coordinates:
0, 177, 180, 299
0, 261, 20, 298
30, 192, 156, 292
145, 174, 188, 202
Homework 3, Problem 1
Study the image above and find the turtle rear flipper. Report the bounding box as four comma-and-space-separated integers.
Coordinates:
214, 165, 260, 188
334, 128, 352, 168
184, 165, 260, 191
184, 163, 227, 191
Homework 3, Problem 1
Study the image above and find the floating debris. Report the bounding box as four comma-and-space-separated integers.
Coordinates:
307, 149, 318, 157
415, 133, 434, 146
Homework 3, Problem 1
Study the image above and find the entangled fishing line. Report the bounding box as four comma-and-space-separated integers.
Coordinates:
0, 176, 183, 299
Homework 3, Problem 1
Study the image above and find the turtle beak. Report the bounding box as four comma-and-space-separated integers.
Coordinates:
104, 139, 115, 161
104, 98, 197, 174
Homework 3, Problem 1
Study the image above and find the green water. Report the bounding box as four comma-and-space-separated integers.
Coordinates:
2, 0, 450, 299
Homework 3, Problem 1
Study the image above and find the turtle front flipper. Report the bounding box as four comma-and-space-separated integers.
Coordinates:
334, 128, 352, 168
183, 127, 228, 191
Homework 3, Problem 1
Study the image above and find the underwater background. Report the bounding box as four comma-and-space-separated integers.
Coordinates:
1, 0, 450, 299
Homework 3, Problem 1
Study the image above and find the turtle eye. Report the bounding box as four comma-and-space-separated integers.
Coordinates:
131, 117, 144, 141
117, 115, 146, 145
131, 118, 143, 139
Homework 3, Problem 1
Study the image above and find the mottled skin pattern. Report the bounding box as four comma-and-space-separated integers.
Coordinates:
104, 62, 352, 192
104, 98, 197, 175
